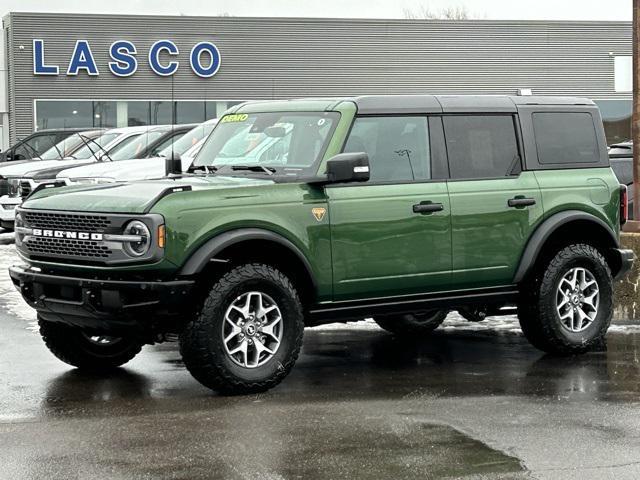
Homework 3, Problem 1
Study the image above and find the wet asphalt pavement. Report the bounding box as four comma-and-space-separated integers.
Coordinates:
1, 237, 640, 479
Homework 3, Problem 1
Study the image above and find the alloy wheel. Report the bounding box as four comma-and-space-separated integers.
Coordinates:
556, 267, 599, 333
222, 291, 283, 368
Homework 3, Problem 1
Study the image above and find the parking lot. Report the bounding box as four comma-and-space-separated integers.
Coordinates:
0, 238, 639, 480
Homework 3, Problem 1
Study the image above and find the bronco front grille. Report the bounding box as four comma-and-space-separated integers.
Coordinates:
23, 212, 112, 232
25, 237, 112, 259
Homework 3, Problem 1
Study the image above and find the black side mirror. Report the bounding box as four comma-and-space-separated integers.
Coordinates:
324, 152, 370, 184
165, 151, 182, 176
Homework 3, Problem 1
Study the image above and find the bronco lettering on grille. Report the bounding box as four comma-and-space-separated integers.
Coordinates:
31, 229, 103, 241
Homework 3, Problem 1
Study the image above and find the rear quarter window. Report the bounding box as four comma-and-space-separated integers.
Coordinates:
533, 112, 599, 165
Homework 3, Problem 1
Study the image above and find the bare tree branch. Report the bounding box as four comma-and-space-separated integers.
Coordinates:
403, 4, 482, 20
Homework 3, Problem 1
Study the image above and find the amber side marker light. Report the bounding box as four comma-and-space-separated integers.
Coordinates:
158, 225, 166, 248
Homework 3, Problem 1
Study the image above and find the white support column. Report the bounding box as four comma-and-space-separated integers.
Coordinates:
215, 102, 228, 118
116, 101, 128, 127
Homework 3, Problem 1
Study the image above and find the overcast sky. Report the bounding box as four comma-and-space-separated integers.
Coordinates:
0, 0, 633, 21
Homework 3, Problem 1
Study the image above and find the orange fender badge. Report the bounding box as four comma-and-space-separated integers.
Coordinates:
312, 207, 326, 222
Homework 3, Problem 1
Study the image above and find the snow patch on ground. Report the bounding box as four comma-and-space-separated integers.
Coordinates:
310, 314, 525, 334
0, 242, 38, 329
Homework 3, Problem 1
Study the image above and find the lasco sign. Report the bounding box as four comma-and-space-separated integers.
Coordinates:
33, 39, 221, 78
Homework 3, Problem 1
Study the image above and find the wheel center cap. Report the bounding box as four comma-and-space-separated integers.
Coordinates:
244, 323, 256, 336
571, 295, 580, 305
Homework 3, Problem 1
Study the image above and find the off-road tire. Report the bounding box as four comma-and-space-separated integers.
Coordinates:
374, 310, 448, 335
180, 263, 304, 395
39, 317, 143, 371
518, 244, 613, 355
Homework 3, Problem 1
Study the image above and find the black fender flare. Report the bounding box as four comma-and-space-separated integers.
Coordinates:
512, 210, 619, 284
179, 228, 317, 290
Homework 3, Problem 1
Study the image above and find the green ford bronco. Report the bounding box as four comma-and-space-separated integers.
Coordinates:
9, 95, 635, 394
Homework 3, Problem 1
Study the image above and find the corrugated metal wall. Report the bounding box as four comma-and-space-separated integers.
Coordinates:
3, 12, 633, 142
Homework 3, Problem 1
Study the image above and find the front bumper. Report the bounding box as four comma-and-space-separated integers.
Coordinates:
9, 264, 194, 333
613, 248, 635, 281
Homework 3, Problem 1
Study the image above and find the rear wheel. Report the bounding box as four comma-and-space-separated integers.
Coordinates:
518, 244, 613, 355
180, 263, 304, 395
374, 310, 448, 335
39, 317, 143, 371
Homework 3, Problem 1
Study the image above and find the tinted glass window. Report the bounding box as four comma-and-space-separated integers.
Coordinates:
343, 116, 430, 182
72, 132, 120, 159
444, 115, 519, 179
14, 134, 59, 159
159, 123, 216, 157
109, 131, 165, 160
40, 133, 92, 160
149, 132, 185, 157
533, 113, 599, 165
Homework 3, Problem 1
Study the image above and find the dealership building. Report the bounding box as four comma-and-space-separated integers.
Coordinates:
0, 11, 634, 150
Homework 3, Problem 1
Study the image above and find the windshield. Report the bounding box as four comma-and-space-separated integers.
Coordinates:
193, 112, 339, 176
40, 133, 92, 160
159, 123, 216, 157
73, 132, 120, 159
108, 131, 165, 161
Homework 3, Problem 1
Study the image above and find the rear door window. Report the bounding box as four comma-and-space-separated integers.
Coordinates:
532, 112, 599, 165
443, 115, 520, 179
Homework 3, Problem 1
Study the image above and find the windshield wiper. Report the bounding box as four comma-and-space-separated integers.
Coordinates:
77, 134, 113, 162
230, 165, 276, 175
188, 165, 218, 174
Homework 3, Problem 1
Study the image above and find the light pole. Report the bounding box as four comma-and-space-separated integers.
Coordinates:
633, 0, 640, 224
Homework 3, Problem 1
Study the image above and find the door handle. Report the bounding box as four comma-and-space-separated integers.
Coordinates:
508, 197, 536, 208
413, 202, 444, 214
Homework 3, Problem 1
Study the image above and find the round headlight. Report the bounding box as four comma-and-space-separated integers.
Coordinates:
123, 220, 151, 257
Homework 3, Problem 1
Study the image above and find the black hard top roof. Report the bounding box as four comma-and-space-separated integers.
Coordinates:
350, 95, 595, 115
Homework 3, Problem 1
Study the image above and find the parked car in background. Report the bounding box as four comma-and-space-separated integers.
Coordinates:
37, 130, 106, 161
0, 126, 153, 229
608, 141, 633, 219
0, 128, 86, 162
56, 120, 217, 185
13, 125, 158, 197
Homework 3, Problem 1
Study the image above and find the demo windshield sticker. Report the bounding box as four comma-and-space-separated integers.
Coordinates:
220, 113, 249, 124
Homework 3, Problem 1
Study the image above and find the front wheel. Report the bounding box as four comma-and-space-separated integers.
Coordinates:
518, 244, 613, 355
180, 263, 304, 395
374, 310, 448, 335
39, 318, 143, 371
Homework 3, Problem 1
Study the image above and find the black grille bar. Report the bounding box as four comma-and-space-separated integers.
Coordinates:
23, 211, 112, 232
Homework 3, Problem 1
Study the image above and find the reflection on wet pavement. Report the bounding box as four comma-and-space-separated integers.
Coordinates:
2, 301, 640, 480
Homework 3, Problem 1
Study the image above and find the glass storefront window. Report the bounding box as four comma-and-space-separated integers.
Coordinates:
595, 100, 632, 145
151, 102, 174, 125
127, 102, 150, 126
36, 100, 244, 131
93, 102, 117, 128
36, 101, 92, 130
176, 102, 205, 124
